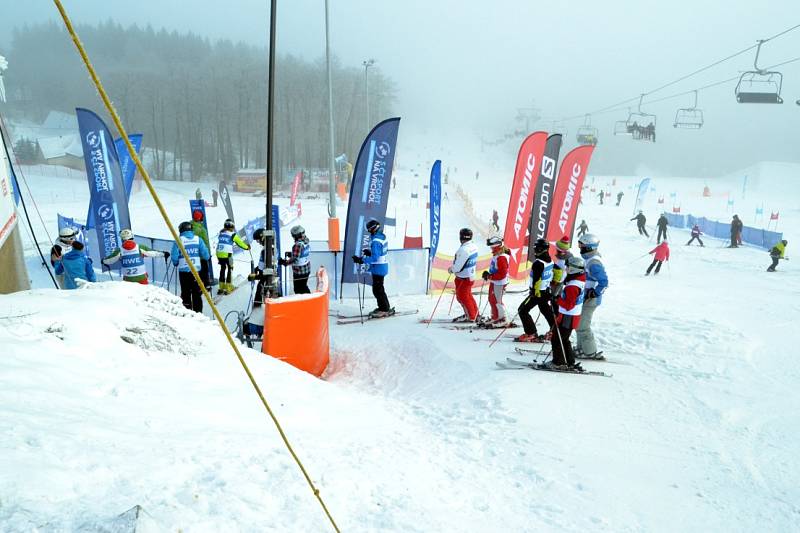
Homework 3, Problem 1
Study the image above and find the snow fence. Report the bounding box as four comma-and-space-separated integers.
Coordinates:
664, 213, 783, 249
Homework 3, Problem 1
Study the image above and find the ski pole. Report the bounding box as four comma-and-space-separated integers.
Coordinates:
488, 294, 528, 348
476, 280, 486, 318
356, 269, 364, 324
426, 274, 451, 328
447, 286, 457, 315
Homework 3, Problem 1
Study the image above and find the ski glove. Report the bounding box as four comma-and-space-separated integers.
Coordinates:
352, 255, 364, 264
481, 270, 490, 281
278, 258, 287, 266
585, 288, 597, 299
362, 249, 372, 257
163, 251, 170, 259
447, 266, 454, 274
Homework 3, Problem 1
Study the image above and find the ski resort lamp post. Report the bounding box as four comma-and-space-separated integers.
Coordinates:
325, 0, 340, 250
362, 58, 375, 133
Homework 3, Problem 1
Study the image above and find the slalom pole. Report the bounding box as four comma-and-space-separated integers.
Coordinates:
426, 274, 451, 327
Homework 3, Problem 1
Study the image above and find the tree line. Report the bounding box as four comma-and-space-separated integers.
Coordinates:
4, 21, 396, 183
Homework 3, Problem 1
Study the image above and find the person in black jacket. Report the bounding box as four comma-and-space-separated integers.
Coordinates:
515, 239, 556, 342
631, 211, 648, 237
728, 215, 744, 247
656, 213, 669, 243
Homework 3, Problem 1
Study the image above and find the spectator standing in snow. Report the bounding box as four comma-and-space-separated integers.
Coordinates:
195, 188, 202, 200
212, 189, 219, 207
54, 240, 96, 289
516, 238, 555, 342
546, 255, 586, 371
577, 220, 589, 237
102, 229, 168, 284
481, 236, 510, 326
729, 215, 743, 247
171, 221, 211, 312
646, 241, 670, 276
686, 224, 704, 247
767, 240, 788, 272
656, 213, 669, 243
448, 228, 479, 322
575, 234, 607, 359
631, 211, 648, 237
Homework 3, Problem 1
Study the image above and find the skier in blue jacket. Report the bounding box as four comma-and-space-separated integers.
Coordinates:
575, 233, 608, 358
352, 218, 394, 318
171, 221, 211, 312
53, 240, 96, 289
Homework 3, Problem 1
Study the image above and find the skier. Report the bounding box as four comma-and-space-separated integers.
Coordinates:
616, 191, 624, 206
598, 189, 604, 205
102, 229, 169, 284
767, 239, 789, 272
646, 241, 670, 276
352, 219, 393, 318
656, 213, 669, 243
448, 228, 479, 322
215, 219, 250, 295
516, 238, 555, 342
686, 224, 704, 247
191, 210, 212, 289
491, 210, 500, 232
171, 221, 211, 313
575, 234, 607, 359
631, 211, 648, 237
577, 220, 589, 238
481, 236, 510, 326
543, 255, 586, 371
53, 240, 96, 289
550, 236, 573, 296
278, 225, 311, 294
729, 215, 743, 248
50, 226, 77, 289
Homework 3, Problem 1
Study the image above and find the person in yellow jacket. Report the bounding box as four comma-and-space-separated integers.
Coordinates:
767, 240, 788, 272
215, 219, 250, 294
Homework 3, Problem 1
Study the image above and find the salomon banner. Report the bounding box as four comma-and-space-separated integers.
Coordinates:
341, 117, 401, 288
87, 133, 142, 228
502, 131, 547, 276
219, 180, 235, 223
76, 108, 132, 262
633, 177, 651, 215
526, 133, 562, 262
546, 145, 595, 244
428, 160, 442, 263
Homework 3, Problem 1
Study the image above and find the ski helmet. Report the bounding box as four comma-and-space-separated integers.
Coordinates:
290, 225, 305, 239
533, 238, 550, 255
578, 233, 600, 252
119, 229, 134, 241
459, 227, 473, 242
366, 219, 381, 233
566, 255, 585, 274
178, 221, 193, 233
782, 239, 788, 245
556, 236, 571, 251
252, 228, 267, 244
486, 236, 503, 248
223, 219, 235, 230
59, 227, 77, 239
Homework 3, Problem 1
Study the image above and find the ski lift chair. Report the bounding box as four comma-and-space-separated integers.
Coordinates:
576, 114, 599, 145
735, 40, 784, 104
673, 91, 704, 129
626, 95, 657, 142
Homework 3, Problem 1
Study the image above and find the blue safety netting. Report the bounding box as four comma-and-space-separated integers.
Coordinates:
664, 213, 782, 249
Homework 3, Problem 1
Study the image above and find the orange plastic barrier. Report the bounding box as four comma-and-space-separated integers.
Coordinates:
336, 182, 347, 201
327, 217, 341, 251
262, 267, 330, 376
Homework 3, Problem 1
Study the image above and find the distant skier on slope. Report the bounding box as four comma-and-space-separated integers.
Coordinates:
171, 221, 211, 313
598, 189, 604, 205
279, 225, 311, 294
767, 240, 789, 272
575, 233, 607, 359
102, 229, 168, 284
631, 211, 648, 237
448, 228, 480, 322
646, 241, 670, 276
656, 213, 669, 243
53, 240, 96, 289
215, 219, 250, 295
686, 224, 704, 247
491, 210, 500, 232
481, 236, 510, 327
516, 238, 555, 342
352, 219, 394, 318
616, 191, 624, 206
543, 255, 586, 371
577, 220, 589, 237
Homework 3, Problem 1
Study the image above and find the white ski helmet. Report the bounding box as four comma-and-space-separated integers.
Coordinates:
566, 255, 585, 274
119, 229, 134, 241
578, 233, 600, 252
59, 227, 77, 239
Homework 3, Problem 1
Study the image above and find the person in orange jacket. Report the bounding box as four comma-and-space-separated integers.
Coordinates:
646, 241, 670, 276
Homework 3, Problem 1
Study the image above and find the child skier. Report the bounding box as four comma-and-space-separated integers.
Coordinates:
516, 238, 555, 342
171, 221, 211, 312
215, 219, 250, 295
646, 240, 670, 276
191, 210, 212, 289
686, 224, 704, 247
51, 226, 77, 289
543, 255, 586, 371
448, 227, 479, 322
279, 225, 311, 294
767, 240, 789, 272
102, 229, 168, 284
481, 236, 510, 326
575, 233, 607, 359
352, 219, 393, 318
577, 220, 589, 237
53, 240, 96, 289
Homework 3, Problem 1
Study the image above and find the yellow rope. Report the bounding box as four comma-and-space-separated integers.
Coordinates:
51, 2, 340, 531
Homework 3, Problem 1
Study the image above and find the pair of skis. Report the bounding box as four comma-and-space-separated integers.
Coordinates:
496, 357, 612, 377
336, 309, 419, 325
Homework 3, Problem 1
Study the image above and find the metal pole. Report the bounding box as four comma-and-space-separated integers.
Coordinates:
264, 0, 277, 298
362, 59, 374, 133
325, 0, 337, 218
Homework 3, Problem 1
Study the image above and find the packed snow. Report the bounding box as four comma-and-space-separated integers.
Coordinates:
2, 146, 799, 531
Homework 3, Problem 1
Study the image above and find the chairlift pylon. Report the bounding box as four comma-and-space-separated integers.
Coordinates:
626, 94, 657, 142
576, 114, 598, 146
735, 40, 783, 104
673, 90, 704, 129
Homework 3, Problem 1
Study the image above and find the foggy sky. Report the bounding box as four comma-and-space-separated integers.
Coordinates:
2, 0, 799, 176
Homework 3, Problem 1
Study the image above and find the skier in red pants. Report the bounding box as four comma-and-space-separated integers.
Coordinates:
481, 236, 510, 326
448, 228, 480, 322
